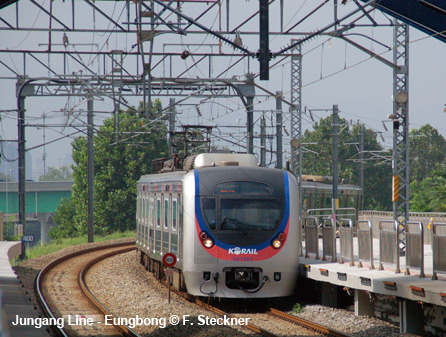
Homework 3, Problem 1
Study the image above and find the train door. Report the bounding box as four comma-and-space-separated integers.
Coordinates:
149, 196, 154, 251
171, 196, 178, 256
142, 190, 146, 249
136, 186, 141, 244
142, 187, 147, 249
178, 189, 183, 262
155, 193, 162, 253
163, 195, 170, 254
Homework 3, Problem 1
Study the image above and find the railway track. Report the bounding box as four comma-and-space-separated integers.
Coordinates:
158, 274, 349, 337
35, 241, 139, 337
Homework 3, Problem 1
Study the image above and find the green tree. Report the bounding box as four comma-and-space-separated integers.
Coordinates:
50, 101, 168, 238
39, 166, 73, 181
49, 198, 77, 239
409, 124, 446, 184
301, 116, 392, 210
410, 166, 446, 212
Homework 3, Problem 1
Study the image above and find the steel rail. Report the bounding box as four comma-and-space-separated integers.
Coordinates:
78, 245, 139, 337
35, 241, 136, 337
154, 264, 349, 337
268, 308, 349, 337
158, 279, 280, 337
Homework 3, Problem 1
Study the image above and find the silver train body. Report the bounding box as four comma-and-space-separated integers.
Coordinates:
136, 153, 300, 298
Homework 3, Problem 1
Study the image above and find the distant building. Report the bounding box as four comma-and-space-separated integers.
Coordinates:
0, 142, 32, 181
59, 152, 74, 168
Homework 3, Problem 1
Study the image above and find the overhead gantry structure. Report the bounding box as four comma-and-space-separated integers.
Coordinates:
1, 0, 445, 253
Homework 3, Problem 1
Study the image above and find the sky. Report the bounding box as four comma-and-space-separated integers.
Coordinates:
0, 0, 445, 180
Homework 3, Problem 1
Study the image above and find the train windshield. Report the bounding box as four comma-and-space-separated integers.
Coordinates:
202, 198, 283, 231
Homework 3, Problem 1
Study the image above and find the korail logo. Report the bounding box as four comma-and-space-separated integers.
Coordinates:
228, 247, 258, 255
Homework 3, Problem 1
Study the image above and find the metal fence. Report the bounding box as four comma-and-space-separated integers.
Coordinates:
432, 223, 446, 280
359, 211, 446, 244
308, 207, 358, 232
405, 221, 425, 277
322, 217, 336, 262
339, 219, 354, 266
357, 220, 374, 269
304, 216, 319, 259
379, 220, 400, 273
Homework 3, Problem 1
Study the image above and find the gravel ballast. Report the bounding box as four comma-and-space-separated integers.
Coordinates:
13, 240, 421, 336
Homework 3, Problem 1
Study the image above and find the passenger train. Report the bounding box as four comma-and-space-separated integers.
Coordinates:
301, 175, 363, 212
136, 153, 300, 298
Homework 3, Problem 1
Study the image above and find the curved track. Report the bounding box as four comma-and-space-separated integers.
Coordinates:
35, 242, 138, 337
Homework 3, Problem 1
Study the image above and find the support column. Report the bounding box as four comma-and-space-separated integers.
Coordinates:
260, 116, 266, 166
87, 94, 94, 243
38, 213, 54, 245
320, 282, 338, 308
290, 43, 303, 255
18, 94, 26, 259
0, 212, 3, 241
354, 289, 375, 317
399, 300, 424, 335
276, 91, 283, 169
247, 96, 254, 154
392, 20, 410, 251
332, 105, 339, 262
169, 98, 176, 155
359, 124, 364, 210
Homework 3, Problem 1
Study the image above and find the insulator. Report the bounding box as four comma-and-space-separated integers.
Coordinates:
181, 50, 190, 60
62, 33, 69, 48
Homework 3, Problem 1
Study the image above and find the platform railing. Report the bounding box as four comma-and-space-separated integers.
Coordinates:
304, 216, 319, 259
339, 219, 354, 266
379, 220, 400, 273
357, 220, 374, 269
405, 221, 425, 278
432, 223, 446, 280
322, 217, 336, 262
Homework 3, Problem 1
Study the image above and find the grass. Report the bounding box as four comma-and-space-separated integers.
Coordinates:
292, 303, 304, 313
23, 230, 135, 260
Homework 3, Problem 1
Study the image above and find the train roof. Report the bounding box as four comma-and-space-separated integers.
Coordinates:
138, 170, 186, 184
301, 180, 361, 191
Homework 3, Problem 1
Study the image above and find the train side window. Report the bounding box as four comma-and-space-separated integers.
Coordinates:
136, 193, 140, 238
164, 198, 169, 229
149, 197, 154, 227
145, 195, 149, 227
157, 198, 161, 228
173, 199, 178, 231
151, 198, 156, 228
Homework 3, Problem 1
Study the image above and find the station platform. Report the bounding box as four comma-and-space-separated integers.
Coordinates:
300, 237, 446, 334
0, 241, 49, 337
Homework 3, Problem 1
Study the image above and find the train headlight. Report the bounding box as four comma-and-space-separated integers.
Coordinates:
272, 239, 282, 249
272, 232, 286, 249
203, 238, 214, 249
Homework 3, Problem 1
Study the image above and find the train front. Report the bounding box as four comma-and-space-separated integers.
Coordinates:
182, 154, 300, 298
